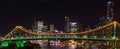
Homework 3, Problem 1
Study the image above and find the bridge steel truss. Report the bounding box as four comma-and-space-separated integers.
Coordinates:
1, 21, 120, 49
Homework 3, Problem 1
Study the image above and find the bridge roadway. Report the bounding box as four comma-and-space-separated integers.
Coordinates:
2, 37, 117, 41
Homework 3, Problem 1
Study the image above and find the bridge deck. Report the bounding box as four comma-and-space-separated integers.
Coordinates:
2, 37, 116, 41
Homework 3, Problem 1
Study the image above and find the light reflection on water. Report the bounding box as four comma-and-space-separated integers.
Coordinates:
40, 45, 76, 49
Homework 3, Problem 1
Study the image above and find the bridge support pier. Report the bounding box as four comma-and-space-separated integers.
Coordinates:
112, 41, 116, 49
16, 41, 24, 47
113, 21, 117, 49
1, 41, 9, 47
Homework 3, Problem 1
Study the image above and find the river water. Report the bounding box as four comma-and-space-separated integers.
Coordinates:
0, 41, 110, 49
40, 45, 77, 49
41, 46, 76, 49
0, 44, 108, 49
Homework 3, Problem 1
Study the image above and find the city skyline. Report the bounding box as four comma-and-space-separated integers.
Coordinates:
0, 0, 120, 49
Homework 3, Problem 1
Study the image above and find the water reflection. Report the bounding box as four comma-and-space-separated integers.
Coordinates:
0, 40, 114, 49
41, 46, 76, 49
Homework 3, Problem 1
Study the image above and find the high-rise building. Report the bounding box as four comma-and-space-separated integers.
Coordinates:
98, 0, 114, 39
65, 16, 70, 32
37, 21, 44, 33
106, 0, 114, 23
99, 0, 114, 25
50, 24, 54, 32
43, 25, 48, 32
32, 16, 45, 33
70, 22, 78, 32
32, 16, 37, 32
77, 24, 84, 32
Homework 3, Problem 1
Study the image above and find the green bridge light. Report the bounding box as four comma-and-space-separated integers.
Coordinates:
1, 41, 9, 47
16, 41, 24, 47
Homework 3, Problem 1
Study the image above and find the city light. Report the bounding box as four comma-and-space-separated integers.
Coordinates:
108, 1, 112, 4
65, 17, 68, 18
4, 21, 119, 38
1, 21, 120, 49
0, 0, 119, 49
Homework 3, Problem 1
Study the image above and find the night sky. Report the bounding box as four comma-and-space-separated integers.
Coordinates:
0, 0, 120, 36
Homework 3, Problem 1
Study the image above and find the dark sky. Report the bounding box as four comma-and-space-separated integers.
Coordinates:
0, 0, 120, 36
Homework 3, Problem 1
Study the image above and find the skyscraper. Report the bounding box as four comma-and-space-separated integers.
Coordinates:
98, 0, 114, 38
37, 21, 44, 33
99, 0, 114, 25
32, 16, 44, 33
43, 25, 48, 32
32, 16, 37, 32
106, 0, 114, 23
65, 16, 70, 32
70, 22, 78, 32
50, 24, 54, 32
